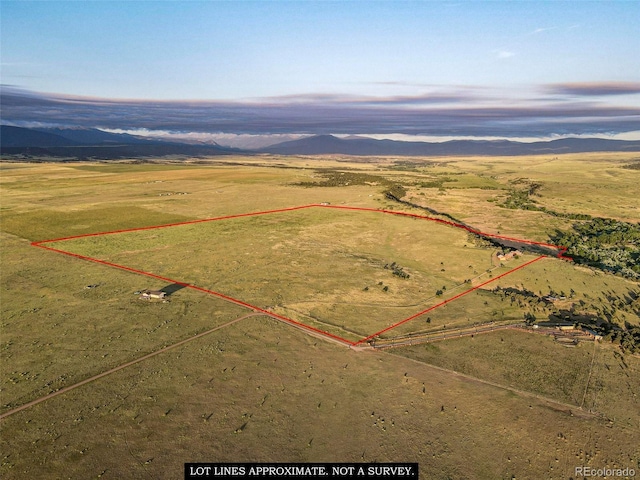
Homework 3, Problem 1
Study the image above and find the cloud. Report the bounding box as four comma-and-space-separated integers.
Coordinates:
1, 85, 639, 139
528, 26, 559, 35
101, 129, 308, 148
496, 50, 515, 59
546, 82, 640, 96
254, 91, 477, 106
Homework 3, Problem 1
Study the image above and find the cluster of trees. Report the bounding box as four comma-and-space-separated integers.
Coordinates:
499, 180, 590, 220
419, 179, 447, 188
295, 170, 390, 188
387, 161, 423, 172
501, 188, 538, 210
577, 319, 640, 354
491, 272, 639, 353
383, 183, 408, 201
551, 218, 640, 279
295, 169, 412, 209
417, 176, 456, 190
500, 180, 542, 210
384, 261, 410, 279
364, 282, 390, 292
607, 326, 640, 354
494, 286, 541, 300
467, 233, 495, 249
492, 286, 555, 315
523, 312, 537, 325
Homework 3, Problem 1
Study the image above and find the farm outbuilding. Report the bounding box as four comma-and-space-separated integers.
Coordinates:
581, 328, 603, 340
139, 290, 167, 300
533, 321, 575, 331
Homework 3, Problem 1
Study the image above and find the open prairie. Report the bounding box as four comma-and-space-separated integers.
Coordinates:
46, 205, 532, 342
1, 155, 639, 479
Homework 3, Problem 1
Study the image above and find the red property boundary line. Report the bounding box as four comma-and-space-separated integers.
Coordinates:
32, 204, 569, 347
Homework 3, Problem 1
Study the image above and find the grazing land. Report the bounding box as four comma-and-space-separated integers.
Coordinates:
1, 154, 639, 479
44, 205, 537, 343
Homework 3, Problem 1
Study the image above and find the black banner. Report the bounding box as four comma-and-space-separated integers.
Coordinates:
185, 463, 418, 480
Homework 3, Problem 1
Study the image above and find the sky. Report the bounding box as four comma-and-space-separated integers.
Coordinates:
1, 1, 639, 145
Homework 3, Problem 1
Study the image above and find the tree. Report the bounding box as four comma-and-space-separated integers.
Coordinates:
524, 312, 536, 325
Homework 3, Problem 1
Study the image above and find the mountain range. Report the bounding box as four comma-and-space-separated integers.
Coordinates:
2, 126, 640, 159
0, 126, 236, 159
262, 134, 640, 156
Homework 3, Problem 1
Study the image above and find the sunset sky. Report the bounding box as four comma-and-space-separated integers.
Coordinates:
2, 1, 639, 144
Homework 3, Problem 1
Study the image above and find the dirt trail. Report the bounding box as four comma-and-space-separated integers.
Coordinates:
383, 350, 601, 420
0, 312, 264, 421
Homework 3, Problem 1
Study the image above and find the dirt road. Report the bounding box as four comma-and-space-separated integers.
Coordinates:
0, 312, 265, 420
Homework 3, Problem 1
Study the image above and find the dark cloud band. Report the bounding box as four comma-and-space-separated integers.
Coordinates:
546, 82, 640, 96
1, 86, 639, 137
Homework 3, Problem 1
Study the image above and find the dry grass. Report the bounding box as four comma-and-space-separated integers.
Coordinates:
1, 157, 638, 479
395, 328, 640, 426
0, 232, 249, 413
2, 316, 639, 479
47, 207, 508, 340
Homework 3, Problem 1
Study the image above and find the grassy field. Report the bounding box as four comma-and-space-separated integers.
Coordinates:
490, 256, 640, 327
1, 156, 639, 479
384, 289, 526, 339
395, 328, 640, 426
0, 232, 250, 413
401, 153, 640, 240
2, 316, 639, 479
42, 206, 515, 342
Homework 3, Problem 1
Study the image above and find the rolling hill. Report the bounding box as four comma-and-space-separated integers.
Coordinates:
262, 134, 640, 156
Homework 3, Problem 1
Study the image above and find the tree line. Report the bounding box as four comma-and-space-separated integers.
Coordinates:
551, 218, 640, 279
